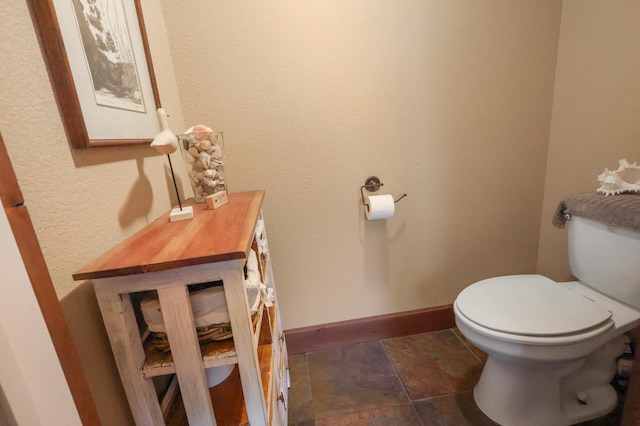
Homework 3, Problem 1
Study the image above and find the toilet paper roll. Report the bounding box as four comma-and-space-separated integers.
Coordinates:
365, 194, 395, 220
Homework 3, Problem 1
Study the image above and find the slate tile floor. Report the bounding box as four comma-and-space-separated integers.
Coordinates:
287, 328, 624, 425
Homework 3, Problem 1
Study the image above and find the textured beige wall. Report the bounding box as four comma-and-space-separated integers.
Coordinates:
0, 1, 186, 424
537, 0, 640, 280
161, 0, 561, 329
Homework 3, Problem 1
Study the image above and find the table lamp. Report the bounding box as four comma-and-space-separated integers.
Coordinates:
151, 108, 194, 222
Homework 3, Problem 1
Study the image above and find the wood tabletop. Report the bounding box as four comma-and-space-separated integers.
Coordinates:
73, 190, 265, 281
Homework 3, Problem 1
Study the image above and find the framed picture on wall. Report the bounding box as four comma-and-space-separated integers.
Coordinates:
28, 0, 161, 149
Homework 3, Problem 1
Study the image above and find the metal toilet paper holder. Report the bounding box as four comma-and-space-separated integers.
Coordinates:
360, 176, 407, 212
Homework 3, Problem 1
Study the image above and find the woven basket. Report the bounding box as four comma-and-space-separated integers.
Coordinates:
151, 299, 263, 353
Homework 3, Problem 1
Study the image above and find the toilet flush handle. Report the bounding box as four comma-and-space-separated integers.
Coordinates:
577, 391, 588, 405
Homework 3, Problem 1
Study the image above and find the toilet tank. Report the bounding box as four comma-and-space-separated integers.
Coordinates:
568, 216, 640, 309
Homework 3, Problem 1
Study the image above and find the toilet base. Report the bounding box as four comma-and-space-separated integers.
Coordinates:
474, 338, 624, 426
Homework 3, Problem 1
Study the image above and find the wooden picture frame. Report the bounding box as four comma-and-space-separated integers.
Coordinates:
28, 0, 161, 149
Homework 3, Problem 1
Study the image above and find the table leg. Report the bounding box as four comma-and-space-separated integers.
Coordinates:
94, 287, 165, 425
158, 285, 216, 426
220, 266, 269, 425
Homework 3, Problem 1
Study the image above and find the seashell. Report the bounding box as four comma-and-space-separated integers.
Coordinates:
204, 169, 217, 178
188, 147, 200, 157
197, 140, 212, 152
189, 170, 200, 185
184, 153, 196, 165
184, 124, 213, 140
192, 125, 213, 141
596, 159, 640, 195
210, 145, 223, 160
203, 184, 216, 195
192, 160, 204, 172
206, 179, 219, 188
199, 152, 211, 169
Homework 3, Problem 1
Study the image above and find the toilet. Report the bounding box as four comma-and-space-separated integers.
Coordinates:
454, 214, 640, 426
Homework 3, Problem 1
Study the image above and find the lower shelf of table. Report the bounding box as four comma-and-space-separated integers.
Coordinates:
165, 364, 249, 425
164, 344, 274, 425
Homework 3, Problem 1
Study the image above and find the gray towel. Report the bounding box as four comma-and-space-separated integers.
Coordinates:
552, 192, 640, 230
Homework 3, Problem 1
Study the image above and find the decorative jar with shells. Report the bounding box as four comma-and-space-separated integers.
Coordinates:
178, 127, 226, 203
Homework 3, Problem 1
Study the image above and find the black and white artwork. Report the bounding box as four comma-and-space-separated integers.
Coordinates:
72, 0, 146, 113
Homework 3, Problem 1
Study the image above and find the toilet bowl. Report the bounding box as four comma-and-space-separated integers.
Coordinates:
454, 196, 640, 425
454, 275, 640, 426
453, 200, 640, 426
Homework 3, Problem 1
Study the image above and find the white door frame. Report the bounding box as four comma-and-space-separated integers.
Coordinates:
0, 206, 81, 426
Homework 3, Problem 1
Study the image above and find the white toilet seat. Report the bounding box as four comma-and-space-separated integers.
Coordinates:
455, 275, 614, 345
455, 303, 614, 347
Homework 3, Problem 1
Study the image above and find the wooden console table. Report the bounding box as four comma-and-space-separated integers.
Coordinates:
73, 190, 288, 425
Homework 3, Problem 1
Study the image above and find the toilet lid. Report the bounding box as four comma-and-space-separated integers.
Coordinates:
455, 275, 613, 337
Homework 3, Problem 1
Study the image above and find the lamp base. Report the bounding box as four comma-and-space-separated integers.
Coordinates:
169, 206, 194, 222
